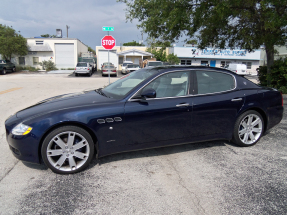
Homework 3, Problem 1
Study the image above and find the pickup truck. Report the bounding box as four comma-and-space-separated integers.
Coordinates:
0, 60, 16, 75
81, 58, 97, 72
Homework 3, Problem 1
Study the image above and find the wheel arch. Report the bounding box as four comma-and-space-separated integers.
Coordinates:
38, 121, 99, 163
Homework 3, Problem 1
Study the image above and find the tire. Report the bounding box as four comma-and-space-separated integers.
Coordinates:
12, 67, 16, 73
232, 110, 264, 147
41, 126, 94, 174
1, 68, 6, 75
75, 73, 78, 77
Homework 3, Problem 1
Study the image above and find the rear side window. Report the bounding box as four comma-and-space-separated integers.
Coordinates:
195, 71, 235, 94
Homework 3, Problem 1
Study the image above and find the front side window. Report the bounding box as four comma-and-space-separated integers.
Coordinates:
196, 71, 235, 94
142, 71, 190, 98
102, 68, 158, 99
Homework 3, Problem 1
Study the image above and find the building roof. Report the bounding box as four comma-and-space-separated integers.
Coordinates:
28, 44, 53, 52
117, 48, 153, 56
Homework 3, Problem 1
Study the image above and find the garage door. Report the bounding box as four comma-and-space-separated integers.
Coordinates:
55, 43, 74, 68
98, 50, 118, 70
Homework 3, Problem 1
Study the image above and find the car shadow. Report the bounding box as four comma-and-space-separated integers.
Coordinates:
22, 161, 48, 170
88, 140, 238, 169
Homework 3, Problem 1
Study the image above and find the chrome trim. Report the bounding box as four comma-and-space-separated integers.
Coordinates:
127, 69, 237, 101
231, 98, 243, 101
176, 103, 190, 107
106, 118, 114, 123
97, 119, 105, 124
114, 117, 122, 122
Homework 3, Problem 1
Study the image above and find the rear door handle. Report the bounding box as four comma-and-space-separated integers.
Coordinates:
176, 103, 189, 107
231, 98, 242, 101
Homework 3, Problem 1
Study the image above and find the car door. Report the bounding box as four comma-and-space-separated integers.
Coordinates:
191, 70, 245, 137
122, 70, 193, 152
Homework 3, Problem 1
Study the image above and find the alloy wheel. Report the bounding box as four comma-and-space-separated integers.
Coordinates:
238, 114, 263, 145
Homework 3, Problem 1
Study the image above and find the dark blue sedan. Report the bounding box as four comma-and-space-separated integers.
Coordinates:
5, 66, 284, 174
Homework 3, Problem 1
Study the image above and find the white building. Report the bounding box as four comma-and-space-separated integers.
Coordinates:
168, 46, 262, 74
15, 38, 88, 69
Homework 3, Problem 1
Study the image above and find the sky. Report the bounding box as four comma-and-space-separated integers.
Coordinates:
0, 0, 185, 49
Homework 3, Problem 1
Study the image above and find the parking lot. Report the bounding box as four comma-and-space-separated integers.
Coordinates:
0, 72, 286, 215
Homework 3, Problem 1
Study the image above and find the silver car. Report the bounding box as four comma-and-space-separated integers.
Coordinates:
75, 62, 93, 77
102, 65, 117, 77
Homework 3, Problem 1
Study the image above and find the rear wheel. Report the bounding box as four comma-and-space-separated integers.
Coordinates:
12, 67, 16, 72
232, 110, 264, 147
41, 126, 94, 174
75, 73, 78, 77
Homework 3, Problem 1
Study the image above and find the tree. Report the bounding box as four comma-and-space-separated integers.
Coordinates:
123, 40, 144, 46
167, 53, 180, 65
186, 39, 198, 45
88, 46, 96, 55
120, 0, 287, 84
0, 25, 28, 60
40, 34, 56, 38
146, 47, 167, 62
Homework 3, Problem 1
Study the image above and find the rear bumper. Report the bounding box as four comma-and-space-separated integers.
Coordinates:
102, 71, 117, 75
75, 70, 90, 74
267, 106, 284, 130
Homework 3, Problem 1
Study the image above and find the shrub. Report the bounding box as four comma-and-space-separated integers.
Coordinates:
16, 65, 39, 72
39, 60, 58, 71
257, 58, 287, 94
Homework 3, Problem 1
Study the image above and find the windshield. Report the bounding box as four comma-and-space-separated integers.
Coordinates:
148, 62, 163, 66
102, 68, 158, 99
103, 66, 115, 69
127, 64, 140, 68
76, 63, 88, 67
123, 63, 133, 66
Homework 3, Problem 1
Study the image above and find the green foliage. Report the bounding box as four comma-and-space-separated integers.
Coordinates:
16, 66, 39, 72
40, 34, 56, 38
39, 60, 58, 71
258, 58, 287, 93
0, 25, 28, 60
186, 40, 198, 45
167, 53, 180, 65
120, 0, 287, 70
88, 46, 96, 54
146, 47, 167, 62
123, 40, 144, 46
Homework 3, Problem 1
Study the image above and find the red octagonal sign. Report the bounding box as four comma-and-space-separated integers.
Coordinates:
101, 35, 116, 50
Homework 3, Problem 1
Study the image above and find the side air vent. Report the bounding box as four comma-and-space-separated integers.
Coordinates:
97, 119, 105, 124
114, 117, 122, 122
106, 118, 114, 123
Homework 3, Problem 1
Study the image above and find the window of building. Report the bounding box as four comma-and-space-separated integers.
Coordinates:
33, 57, 39, 65
247, 62, 252, 69
36, 41, 43, 45
186, 60, 191, 65
221, 61, 231, 68
181, 59, 192, 65
19, 57, 25, 65
196, 71, 235, 94
201, 61, 209, 66
242, 62, 246, 65
181, 60, 186, 65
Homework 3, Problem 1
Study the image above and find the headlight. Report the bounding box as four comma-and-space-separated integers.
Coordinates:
12, 123, 33, 135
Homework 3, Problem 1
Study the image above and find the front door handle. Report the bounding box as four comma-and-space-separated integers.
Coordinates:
231, 98, 243, 102
176, 103, 189, 107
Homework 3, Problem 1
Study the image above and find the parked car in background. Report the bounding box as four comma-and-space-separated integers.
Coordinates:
101, 62, 114, 70
5, 66, 283, 174
145, 61, 163, 67
0, 60, 16, 75
121, 61, 133, 74
226, 64, 247, 75
81, 58, 96, 72
125, 64, 140, 74
75, 62, 93, 77
102, 65, 117, 77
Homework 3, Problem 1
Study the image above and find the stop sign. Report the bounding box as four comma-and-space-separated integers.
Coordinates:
101, 35, 116, 50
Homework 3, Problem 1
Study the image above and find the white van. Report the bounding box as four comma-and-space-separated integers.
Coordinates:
226, 64, 247, 75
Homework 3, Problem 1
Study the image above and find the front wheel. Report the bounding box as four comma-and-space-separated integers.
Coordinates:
1, 69, 6, 75
41, 126, 94, 174
232, 110, 264, 147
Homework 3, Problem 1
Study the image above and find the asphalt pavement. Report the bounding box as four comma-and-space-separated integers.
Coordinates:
0, 72, 286, 215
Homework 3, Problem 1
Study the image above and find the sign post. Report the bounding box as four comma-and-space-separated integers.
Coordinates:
102, 27, 115, 84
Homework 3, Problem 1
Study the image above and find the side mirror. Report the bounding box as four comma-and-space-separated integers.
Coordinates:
141, 88, 156, 99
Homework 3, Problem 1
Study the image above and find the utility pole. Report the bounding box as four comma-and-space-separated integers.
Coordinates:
66, 25, 70, 38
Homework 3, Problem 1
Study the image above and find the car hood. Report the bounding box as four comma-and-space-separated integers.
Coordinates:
16, 90, 115, 119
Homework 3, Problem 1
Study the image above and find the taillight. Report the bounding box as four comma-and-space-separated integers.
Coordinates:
88, 68, 90, 70
75, 67, 76, 70
113, 70, 116, 72
236, 70, 237, 73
